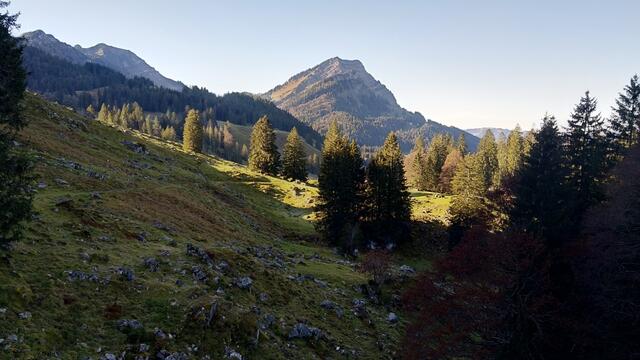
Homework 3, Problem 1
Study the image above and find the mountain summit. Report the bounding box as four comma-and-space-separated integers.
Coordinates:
264, 57, 477, 150
22, 30, 184, 91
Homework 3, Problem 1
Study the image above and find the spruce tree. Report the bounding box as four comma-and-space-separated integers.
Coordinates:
513, 115, 569, 244
424, 134, 451, 190
0, 1, 33, 244
565, 91, 609, 211
248, 115, 280, 175
410, 137, 429, 190
97, 103, 109, 122
182, 109, 203, 153
610, 74, 640, 150
496, 125, 524, 184
317, 121, 364, 253
457, 133, 468, 156
477, 130, 499, 190
364, 132, 411, 247
282, 127, 307, 181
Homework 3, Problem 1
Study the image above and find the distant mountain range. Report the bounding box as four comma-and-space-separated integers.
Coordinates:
465, 127, 513, 139
263, 57, 479, 151
23, 30, 185, 91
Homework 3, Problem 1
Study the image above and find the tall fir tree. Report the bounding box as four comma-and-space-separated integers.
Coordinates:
456, 133, 468, 156
282, 127, 307, 181
565, 91, 609, 212
496, 125, 524, 184
512, 115, 569, 244
409, 137, 429, 190
364, 132, 411, 247
0, 1, 33, 244
477, 130, 499, 190
248, 115, 280, 175
182, 109, 203, 153
610, 74, 640, 150
97, 103, 108, 122
424, 134, 452, 190
439, 148, 463, 193
317, 121, 364, 253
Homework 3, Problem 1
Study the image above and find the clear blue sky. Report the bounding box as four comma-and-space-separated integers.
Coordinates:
9, 0, 640, 130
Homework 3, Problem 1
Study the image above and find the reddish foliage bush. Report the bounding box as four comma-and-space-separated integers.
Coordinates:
402, 228, 543, 359
360, 250, 392, 285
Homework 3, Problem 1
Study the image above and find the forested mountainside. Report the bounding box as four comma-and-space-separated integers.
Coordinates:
24, 30, 185, 91
264, 57, 479, 151
21, 45, 323, 150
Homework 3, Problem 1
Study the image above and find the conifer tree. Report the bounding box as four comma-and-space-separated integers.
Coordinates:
610, 74, 640, 150
364, 132, 411, 246
97, 103, 109, 122
182, 109, 203, 153
496, 126, 524, 184
424, 134, 451, 190
565, 91, 609, 211
409, 138, 429, 190
282, 127, 307, 181
456, 133, 468, 156
161, 126, 177, 141
248, 116, 280, 175
119, 103, 130, 129
0, 2, 33, 244
317, 121, 364, 253
512, 115, 569, 244
477, 130, 499, 189
86, 104, 95, 117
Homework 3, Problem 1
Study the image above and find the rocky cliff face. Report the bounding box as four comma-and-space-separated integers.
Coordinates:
22, 30, 184, 91
264, 57, 477, 150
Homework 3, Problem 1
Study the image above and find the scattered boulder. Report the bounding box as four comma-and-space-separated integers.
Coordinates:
37, 182, 47, 189
117, 319, 143, 332
236, 277, 253, 289
18, 311, 31, 320
54, 178, 69, 186
121, 140, 148, 155
116, 267, 135, 281
399, 265, 416, 274
54, 196, 73, 207
320, 300, 335, 310
258, 292, 269, 303
139, 343, 150, 353
143, 257, 159, 272
191, 266, 208, 283
288, 323, 323, 340
259, 314, 275, 330
186, 243, 214, 266
100, 353, 117, 360
352, 299, 368, 318
387, 312, 399, 323
66, 270, 99, 282
225, 347, 243, 359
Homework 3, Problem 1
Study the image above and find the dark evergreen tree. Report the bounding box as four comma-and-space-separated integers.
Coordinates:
316, 121, 364, 253
424, 134, 451, 190
248, 115, 280, 175
610, 74, 640, 151
457, 133, 468, 155
282, 127, 307, 181
0, 1, 33, 244
512, 115, 569, 244
409, 137, 428, 190
182, 109, 202, 153
364, 132, 411, 247
476, 130, 499, 190
565, 91, 609, 213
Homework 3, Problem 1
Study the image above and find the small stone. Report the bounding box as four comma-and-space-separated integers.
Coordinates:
225, 347, 243, 359
236, 276, 253, 289
139, 343, 150, 353
116, 267, 135, 281
399, 265, 416, 274
320, 300, 335, 310
387, 312, 399, 323
54, 178, 69, 186
18, 311, 32, 319
101, 353, 117, 360
117, 319, 143, 331
191, 266, 208, 282
143, 257, 159, 272
259, 292, 269, 302
288, 323, 322, 340
37, 182, 47, 189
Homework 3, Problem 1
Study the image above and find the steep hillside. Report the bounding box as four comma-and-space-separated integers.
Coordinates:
0, 94, 442, 359
23, 30, 184, 91
264, 57, 479, 151
465, 127, 512, 139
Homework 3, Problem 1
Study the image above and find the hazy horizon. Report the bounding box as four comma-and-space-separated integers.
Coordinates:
9, 0, 640, 131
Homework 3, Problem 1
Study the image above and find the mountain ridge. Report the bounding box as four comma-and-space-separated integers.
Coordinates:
263, 57, 478, 151
22, 29, 185, 91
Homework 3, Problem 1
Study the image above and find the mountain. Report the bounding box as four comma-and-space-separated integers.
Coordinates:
465, 127, 512, 139
20, 39, 323, 150
22, 30, 184, 91
263, 57, 479, 151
